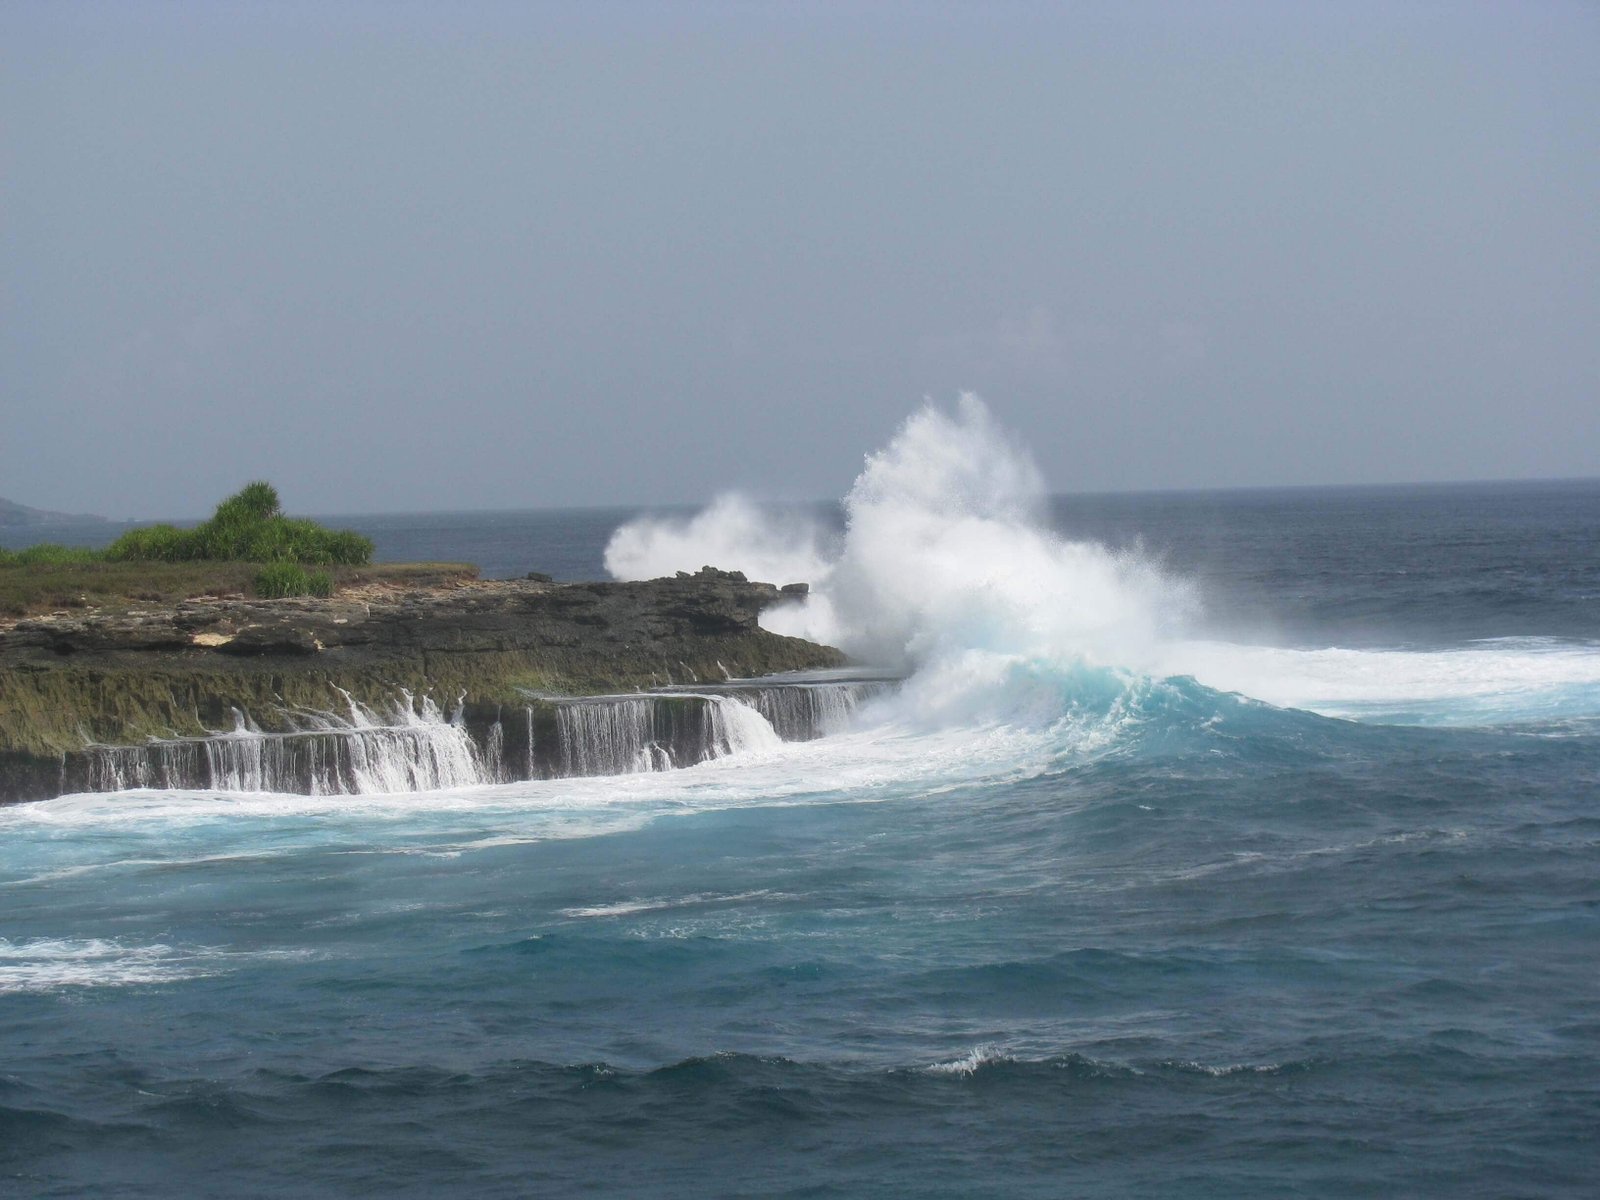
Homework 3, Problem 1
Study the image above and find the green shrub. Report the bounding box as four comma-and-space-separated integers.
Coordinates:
254, 563, 336, 599
319, 529, 374, 565
11, 543, 103, 566
256, 517, 329, 563
221, 481, 281, 523
237, 518, 297, 564
105, 523, 193, 562
104, 482, 373, 567
255, 563, 309, 598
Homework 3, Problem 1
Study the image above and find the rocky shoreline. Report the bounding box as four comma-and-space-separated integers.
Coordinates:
0, 567, 844, 804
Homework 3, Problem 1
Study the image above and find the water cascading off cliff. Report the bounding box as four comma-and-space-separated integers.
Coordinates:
58, 676, 893, 797
77, 692, 488, 796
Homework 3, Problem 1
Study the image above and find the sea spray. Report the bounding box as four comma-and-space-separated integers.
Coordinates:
607, 395, 1199, 732
603, 398, 1600, 731
604, 494, 833, 588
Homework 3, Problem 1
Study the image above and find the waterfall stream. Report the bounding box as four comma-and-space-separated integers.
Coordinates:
59, 676, 894, 797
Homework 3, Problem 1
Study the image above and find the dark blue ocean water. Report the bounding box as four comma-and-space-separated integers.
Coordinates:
3, 480, 1599, 1197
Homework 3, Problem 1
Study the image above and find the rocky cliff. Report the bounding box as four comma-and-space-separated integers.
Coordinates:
0, 568, 841, 802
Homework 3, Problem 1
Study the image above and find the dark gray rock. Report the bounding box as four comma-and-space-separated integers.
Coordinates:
0, 568, 844, 790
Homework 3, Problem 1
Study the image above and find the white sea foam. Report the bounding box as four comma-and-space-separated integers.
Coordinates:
606, 394, 1600, 731
0, 937, 207, 993
925, 1044, 1012, 1076
559, 890, 778, 919
1162, 637, 1600, 724
1162, 1059, 1297, 1077
5, 399, 1594, 853
0, 936, 319, 993
609, 396, 1198, 739
0, 709, 1081, 877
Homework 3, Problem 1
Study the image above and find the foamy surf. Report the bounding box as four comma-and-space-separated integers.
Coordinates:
607, 397, 1600, 732
3, 410, 1592, 1200
1161, 637, 1600, 726
0, 937, 314, 994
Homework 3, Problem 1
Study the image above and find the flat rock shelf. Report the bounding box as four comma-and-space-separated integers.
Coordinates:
0, 568, 856, 804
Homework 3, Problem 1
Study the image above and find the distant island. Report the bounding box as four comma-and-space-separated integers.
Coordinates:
0, 495, 111, 526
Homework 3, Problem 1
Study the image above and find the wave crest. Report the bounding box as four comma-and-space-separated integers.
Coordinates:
606, 396, 1600, 732
609, 395, 1197, 734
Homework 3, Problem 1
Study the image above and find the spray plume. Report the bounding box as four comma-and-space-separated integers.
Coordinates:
606, 395, 1197, 725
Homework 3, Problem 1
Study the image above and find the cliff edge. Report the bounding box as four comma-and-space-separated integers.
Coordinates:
0, 567, 839, 801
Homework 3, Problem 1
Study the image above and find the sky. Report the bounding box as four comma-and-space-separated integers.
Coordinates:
3, 1, 1596, 519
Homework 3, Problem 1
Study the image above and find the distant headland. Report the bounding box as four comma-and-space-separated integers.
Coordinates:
0, 496, 111, 526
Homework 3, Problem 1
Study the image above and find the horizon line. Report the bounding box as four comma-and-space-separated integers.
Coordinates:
59, 471, 1600, 526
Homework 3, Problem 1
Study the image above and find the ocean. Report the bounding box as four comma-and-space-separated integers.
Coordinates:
3, 406, 1598, 1197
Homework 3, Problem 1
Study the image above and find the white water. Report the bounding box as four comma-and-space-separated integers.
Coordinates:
1162, 637, 1600, 725
606, 394, 1600, 731
605, 494, 831, 588
0, 937, 206, 993
552, 694, 779, 776
708, 694, 785, 756
731, 681, 892, 740
82, 691, 489, 795
609, 396, 1194, 677
0, 935, 314, 994
12, 398, 1597, 844
608, 396, 1196, 733
70, 686, 804, 797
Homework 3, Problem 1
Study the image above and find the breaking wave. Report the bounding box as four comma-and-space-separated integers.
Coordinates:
606, 394, 1600, 731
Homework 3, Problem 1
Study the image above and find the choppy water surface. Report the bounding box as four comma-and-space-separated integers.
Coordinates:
3, 413, 1597, 1196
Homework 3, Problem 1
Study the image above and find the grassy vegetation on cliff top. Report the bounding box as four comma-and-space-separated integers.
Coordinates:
0, 482, 408, 612
0, 481, 482, 616
103, 481, 374, 565
0, 482, 373, 569
0, 561, 476, 619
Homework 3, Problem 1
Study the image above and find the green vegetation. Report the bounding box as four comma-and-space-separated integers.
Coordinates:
0, 560, 271, 615
0, 544, 104, 567
105, 481, 373, 566
0, 561, 475, 618
0, 482, 375, 609
254, 563, 334, 599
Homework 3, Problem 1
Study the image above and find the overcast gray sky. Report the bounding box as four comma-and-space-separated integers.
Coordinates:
3, 1, 1596, 518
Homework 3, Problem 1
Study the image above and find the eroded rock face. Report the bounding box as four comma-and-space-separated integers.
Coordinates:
0, 567, 845, 799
